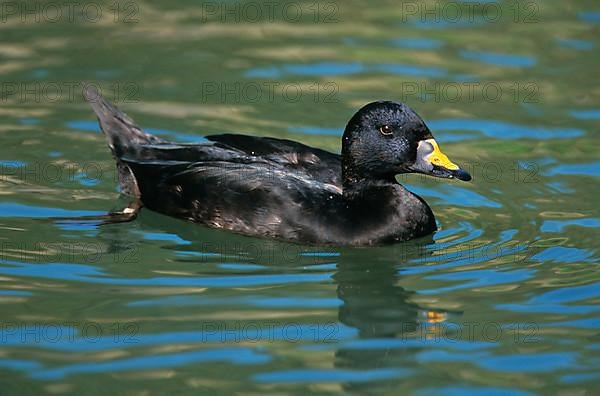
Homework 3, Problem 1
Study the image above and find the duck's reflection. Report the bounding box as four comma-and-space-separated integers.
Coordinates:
331, 247, 437, 391
335, 251, 421, 338
91, 212, 445, 389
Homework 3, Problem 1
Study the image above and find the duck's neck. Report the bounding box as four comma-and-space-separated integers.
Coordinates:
341, 175, 399, 196
342, 163, 399, 191
341, 140, 398, 189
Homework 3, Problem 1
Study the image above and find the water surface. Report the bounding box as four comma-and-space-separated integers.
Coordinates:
0, 1, 599, 394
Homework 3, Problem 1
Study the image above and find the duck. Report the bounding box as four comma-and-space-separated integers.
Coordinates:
83, 85, 471, 246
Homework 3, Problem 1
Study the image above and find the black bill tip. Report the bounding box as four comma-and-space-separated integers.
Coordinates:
452, 168, 472, 181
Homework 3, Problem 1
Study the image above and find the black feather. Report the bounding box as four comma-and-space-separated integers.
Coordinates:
84, 87, 441, 245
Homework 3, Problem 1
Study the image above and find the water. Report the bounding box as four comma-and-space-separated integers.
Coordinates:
1, 0, 599, 394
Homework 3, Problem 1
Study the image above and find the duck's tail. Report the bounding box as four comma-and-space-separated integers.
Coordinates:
83, 84, 165, 157
84, 84, 165, 197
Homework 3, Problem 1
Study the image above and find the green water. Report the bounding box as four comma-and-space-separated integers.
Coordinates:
1, 0, 599, 394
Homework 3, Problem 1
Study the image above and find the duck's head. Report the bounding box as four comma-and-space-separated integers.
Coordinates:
341, 101, 471, 186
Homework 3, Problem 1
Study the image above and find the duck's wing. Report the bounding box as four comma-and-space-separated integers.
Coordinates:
124, 159, 342, 240
123, 134, 342, 187
206, 134, 342, 186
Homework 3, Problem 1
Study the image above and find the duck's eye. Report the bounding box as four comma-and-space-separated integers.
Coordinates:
379, 125, 393, 136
